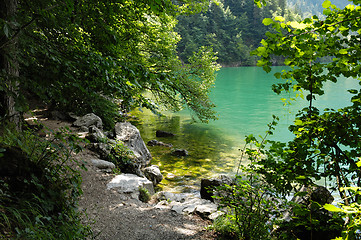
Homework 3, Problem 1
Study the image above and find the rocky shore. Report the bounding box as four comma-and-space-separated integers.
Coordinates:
29, 110, 224, 239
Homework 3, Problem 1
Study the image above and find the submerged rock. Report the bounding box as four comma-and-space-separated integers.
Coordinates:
171, 149, 188, 157
156, 130, 175, 137
147, 140, 173, 148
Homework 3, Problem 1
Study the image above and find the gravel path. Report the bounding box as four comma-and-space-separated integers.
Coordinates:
33, 112, 216, 240
77, 151, 215, 240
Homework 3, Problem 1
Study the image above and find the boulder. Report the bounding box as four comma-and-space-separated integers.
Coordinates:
144, 165, 163, 185
107, 173, 155, 198
200, 174, 233, 202
114, 122, 152, 176
275, 185, 342, 240
156, 130, 175, 137
87, 126, 106, 142
147, 140, 173, 148
171, 149, 188, 157
73, 113, 103, 129
89, 143, 111, 160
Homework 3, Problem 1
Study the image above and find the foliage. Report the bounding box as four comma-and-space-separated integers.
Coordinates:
324, 162, 361, 239
0, 0, 219, 129
252, 0, 361, 202
138, 187, 151, 203
107, 140, 135, 172
0, 124, 92, 239
275, 196, 343, 239
249, 0, 361, 237
212, 118, 282, 240
176, 0, 301, 66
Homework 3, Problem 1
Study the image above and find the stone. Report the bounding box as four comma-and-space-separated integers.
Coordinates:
114, 122, 152, 176
195, 203, 218, 218
90, 159, 115, 170
276, 185, 342, 240
147, 140, 173, 148
156, 130, 175, 137
88, 126, 106, 142
89, 143, 111, 160
79, 126, 89, 132
155, 191, 219, 219
171, 149, 188, 157
200, 174, 233, 202
73, 113, 103, 129
107, 173, 155, 196
208, 211, 225, 220
67, 112, 79, 121
144, 165, 163, 185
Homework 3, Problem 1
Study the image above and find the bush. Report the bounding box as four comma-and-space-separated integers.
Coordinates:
213, 171, 280, 240
0, 125, 92, 239
107, 140, 136, 173
139, 187, 151, 203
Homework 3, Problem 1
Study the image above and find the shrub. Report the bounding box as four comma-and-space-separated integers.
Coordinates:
213, 170, 280, 240
139, 187, 151, 203
0, 124, 92, 239
107, 140, 136, 172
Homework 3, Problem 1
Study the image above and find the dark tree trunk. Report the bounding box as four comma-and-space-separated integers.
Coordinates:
0, 0, 21, 129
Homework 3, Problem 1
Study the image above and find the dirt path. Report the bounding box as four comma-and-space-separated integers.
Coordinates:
78, 154, 215, 240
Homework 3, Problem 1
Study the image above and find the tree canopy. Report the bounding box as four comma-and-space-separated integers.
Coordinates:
0, 0, 219, 129
253, 0, 361, 206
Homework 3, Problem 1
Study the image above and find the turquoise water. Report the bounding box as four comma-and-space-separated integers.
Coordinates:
131, 66, 360, 192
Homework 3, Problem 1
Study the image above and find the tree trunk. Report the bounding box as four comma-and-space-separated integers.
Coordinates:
0, 0, 21, 129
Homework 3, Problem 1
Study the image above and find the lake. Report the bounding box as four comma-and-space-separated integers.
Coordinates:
131, 66, 360, 193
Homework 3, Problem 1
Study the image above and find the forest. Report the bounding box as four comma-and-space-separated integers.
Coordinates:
176, 0, 300, 66
1, 0, 361, 239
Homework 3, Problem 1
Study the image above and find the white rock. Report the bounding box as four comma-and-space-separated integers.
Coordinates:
107, 173, 154, 195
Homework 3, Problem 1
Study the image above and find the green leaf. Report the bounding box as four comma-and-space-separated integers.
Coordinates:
274, 72, 281, 79
339, 49, 348, 55
357, 158, 361, 167
322, 0, 332, 8
262, 18, 274, 26
323, 8, 332, 15
3, 23, 10, 38
294, 119, 303, 125
274, 16, 285, 22
324, 204, 343, 212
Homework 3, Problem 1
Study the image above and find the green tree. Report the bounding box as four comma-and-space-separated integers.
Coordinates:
176, 0, 299, 66
252, 0, 361, 233
0, 0, 218, 129
0, 0, 21, 128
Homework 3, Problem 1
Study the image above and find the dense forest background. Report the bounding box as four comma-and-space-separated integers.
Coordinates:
175, 0, 349, 66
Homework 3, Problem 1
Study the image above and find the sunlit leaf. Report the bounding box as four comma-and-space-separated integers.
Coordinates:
263, 18, 274, 26
339, 49, 348, 54
324, 204, 343, 212
322, 0, 332, 8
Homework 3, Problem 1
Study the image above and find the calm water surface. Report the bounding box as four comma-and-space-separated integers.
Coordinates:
131, 66, 360, 192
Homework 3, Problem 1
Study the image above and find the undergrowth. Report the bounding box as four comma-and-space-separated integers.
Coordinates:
0, 123, 92, 239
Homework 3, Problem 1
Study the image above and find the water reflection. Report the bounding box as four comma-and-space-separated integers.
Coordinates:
130, 110, 241, 192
